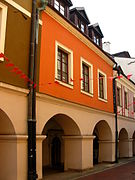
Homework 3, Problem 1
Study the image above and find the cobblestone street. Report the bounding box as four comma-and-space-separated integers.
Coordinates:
79, 161, 135, 180
43, 158, 135, 180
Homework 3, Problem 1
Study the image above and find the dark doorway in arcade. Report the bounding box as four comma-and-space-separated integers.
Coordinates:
93, 133, 99, 164
51, 136, 61, 169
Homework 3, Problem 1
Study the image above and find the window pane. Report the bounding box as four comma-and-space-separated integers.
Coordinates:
57, 70, 61, 80
84, 75, 88, 83
62, 63, 67, 73
62, 53, 67, 64
62, 72, 68, 83
54, 4, 59, 11
81, 24, 84, 32
60, 5, 65, 15
55, 0, 59, 6
94, 36, 97, 43
57, 60, 61, 70
97, 38, 99, 45
84, 67, 88, 75
58, 51, 61, 60
85, 83, 89, 92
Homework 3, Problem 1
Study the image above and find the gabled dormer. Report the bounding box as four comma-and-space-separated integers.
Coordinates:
69, 7, 90, 35
48, 0, 73, 19
89, 23, 104, 48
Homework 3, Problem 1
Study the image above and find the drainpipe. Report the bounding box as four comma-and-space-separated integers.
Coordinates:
28, 0, 37, 179
113, 77, 118, 163
113, 66, 119, 163
28, 1, 48, 179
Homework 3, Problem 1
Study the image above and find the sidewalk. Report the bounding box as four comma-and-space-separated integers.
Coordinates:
42, 157, 135, 180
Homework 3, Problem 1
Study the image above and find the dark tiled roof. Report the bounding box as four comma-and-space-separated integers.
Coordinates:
112, 51, 131, 58
70, 7, 90, 24
89, 23, 104, 38
65, 0, 73, 6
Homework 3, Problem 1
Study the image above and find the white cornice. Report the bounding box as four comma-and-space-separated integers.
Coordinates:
0, 82, 29, 96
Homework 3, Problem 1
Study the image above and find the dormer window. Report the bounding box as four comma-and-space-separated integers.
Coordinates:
81, 23, 85, 33
54, 0, 65, 16
94, 36, 100, 46
70, 7, 90, 35
88, 23, 104, 48
77, 19, 85, 33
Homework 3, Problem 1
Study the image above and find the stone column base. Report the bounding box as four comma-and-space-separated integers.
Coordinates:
63, 135, 95, 171
36, 135, 46, 180
119, 138, 133, 158
0, 135, 28, 180
98, 140, 115, 162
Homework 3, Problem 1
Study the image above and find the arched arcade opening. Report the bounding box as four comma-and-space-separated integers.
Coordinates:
118, 128, 129, 158
0, 108, 17, 180
93, 120, 113, 164
42, 113, 81, 175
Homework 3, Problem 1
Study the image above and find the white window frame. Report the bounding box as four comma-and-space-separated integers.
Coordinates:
0, 3, 7, 61
80, 57, 93, 97
98, 69, 107, 102
55, 41, 73, 89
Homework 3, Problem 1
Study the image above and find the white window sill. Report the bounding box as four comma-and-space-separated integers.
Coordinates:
98, 97, 108, 103
81, 90, 93, 97
55, 79, 73, 89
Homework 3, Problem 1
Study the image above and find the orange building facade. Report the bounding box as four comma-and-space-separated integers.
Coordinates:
39, 7, 114, 113
37, 6, 117, 178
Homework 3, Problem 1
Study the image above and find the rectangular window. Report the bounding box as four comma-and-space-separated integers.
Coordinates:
0, 3, 7, 61
57, 49, 68, 83
124, 91, 128, 109
96, 38, 100, 45
82, 63, 89, 93
98, 70, 107, 101
81, 23, 85, 33
81, 58, 93, 96
60, 5, 65, 15
55, 41, 73, 89
54, 0, 59, 10
77, 19, 85, 33
94, 35, 100, 46
133, 97, 135, 112
54, 0, 65, 16
99, 73, 104, 99
117, 87, 121, 106
94, 36, 97, 44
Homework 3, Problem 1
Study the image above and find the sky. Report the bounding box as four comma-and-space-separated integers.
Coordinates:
72, 0, 135, 57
